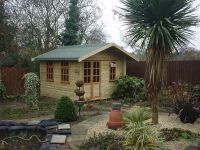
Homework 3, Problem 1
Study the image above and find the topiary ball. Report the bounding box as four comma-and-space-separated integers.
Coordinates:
76, 80, 84, 87
54, 96, 77, 122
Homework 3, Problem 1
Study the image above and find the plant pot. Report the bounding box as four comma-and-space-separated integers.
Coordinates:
107, 103, 123, 129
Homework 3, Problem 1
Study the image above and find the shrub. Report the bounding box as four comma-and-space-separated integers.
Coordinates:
161, 128, 200, 141
54, 96, 77, 122
23, 73, 39, 109
193, 84, 200, 97
123, 108, 163, 150
79, 133, 125, 150
112, 75, 146, 102
0, 80, 5, 100
160, 81, 200, 121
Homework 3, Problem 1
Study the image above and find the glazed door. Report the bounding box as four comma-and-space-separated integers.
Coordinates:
84, 61, 100, 99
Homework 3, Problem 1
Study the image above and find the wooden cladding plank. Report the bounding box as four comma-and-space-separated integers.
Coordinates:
1, 67, 28, 95
127, 60, 200, 85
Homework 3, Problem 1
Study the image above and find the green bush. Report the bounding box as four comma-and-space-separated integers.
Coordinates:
54, 96, 77, 122
123, 108, 163, 150
112, 75, 146, 102
23, 73, 40, 109
79, 133, 125, 150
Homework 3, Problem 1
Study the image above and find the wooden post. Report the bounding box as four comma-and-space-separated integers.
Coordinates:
0, 67, 1, 80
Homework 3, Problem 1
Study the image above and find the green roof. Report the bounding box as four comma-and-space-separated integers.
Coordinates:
33, 43, 139, 62
34, 43, 108, 61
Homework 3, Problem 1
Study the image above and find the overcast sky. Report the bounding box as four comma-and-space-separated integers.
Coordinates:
100, 0, 200, 52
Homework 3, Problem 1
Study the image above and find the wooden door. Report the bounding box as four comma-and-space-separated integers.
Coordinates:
83, 61, 100, 99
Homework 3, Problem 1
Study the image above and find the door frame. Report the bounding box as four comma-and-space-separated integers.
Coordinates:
83, 61, 101, 99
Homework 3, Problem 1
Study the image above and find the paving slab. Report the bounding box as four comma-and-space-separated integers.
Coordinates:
51, 135, 66, 144
58, 124, 70, 130
27, 120, 40, 125
67, 135, 86, 142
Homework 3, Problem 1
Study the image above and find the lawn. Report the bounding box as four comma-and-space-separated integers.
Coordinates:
0, 97, 57, 120
0, 97, 125, 120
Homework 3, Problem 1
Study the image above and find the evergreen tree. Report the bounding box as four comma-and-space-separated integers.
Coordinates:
60, 0, 81, 45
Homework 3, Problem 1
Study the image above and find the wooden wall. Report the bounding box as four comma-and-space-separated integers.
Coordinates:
1, 67, 28, 95
40, 49, 125, 100
127, 60, 200, 85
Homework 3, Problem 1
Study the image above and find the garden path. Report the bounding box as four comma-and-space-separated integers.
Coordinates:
61, 112, 109, 150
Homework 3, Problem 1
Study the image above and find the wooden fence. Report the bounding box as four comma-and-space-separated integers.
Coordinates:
127, 60, 200, 85
0, 67, 28, 95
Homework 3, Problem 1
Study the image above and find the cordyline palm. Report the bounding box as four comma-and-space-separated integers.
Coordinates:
119, 0, 199, 124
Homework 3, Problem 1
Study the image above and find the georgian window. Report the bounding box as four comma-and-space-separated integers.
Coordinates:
46, 61, 53, 81
110, 61, 116, 81
61, 61, 69, 82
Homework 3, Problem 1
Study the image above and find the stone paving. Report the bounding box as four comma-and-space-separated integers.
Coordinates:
66, 113, 109, 150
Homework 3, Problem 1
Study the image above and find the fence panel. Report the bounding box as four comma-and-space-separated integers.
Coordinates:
1, 67, 28, 95
127, 60, 200, 85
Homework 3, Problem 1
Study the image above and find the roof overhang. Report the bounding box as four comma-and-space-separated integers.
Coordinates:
78, 43, 139, 62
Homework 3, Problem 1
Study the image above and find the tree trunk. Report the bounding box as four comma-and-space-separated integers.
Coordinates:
151, 96, 159, 124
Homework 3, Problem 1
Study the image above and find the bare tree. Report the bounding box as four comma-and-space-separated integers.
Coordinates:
9, 0, 69, 52
7, 0, 107, 53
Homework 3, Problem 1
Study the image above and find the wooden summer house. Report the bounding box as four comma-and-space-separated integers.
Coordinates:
34, 43, 138, 100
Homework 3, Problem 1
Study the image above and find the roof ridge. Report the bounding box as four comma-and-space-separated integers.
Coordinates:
60, 43, 109, 48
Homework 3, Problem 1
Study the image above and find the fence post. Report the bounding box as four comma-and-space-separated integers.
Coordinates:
0, 67, 1, 80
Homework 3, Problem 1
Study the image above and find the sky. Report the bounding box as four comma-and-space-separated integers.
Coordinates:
100, 0, 200, 52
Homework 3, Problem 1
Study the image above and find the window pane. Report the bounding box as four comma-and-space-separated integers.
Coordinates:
84, 77, 87, 83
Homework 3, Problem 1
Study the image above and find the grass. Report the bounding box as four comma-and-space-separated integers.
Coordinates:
0, 97, 57, 120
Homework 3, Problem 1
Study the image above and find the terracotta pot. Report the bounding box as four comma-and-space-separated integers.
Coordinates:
107, 103, 123, 129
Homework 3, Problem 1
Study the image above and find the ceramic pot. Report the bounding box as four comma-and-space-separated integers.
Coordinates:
107, 103, 123, 129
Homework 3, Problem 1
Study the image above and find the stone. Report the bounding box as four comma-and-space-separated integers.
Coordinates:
52, 129, 71, 135
0, 126, 9, 131
51, 135, 66, 144
67, 135, 85, 142
39, 143, 59, 150
38, 119, 60, 127
58, 124, 70, 130
0, 121, 16, 126
9, 126, 26, 131
27, 120, 40, 125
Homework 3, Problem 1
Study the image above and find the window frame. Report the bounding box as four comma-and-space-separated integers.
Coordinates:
46, 61, 54, 82
109, 61, 116, 81
61, 61, 69, 83
84, 62, 91, 83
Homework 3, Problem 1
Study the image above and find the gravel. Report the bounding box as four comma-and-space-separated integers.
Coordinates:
86, 112, 200, 150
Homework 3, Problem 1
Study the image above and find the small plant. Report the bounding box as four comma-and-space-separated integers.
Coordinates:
23, 73, 39, 109
79, 133, 125, 150
123, 107, 151, 124
54, 96, 77, 122
0, 80, 5, 100
112, 75, 146, 103
123, 108, 163, 150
